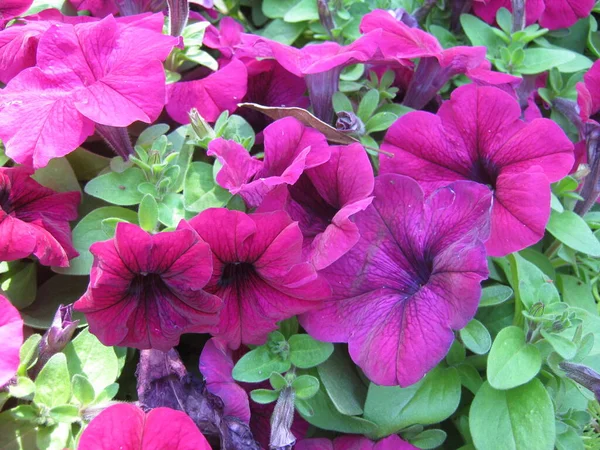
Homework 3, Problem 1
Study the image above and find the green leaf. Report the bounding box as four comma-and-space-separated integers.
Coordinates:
8, 377, 35, 399
19, 275, 88, 328
54, 207, 138, 275
479, 284, 513, 307
250, 389, 280, 404
49, 405, 80, 424
487, 326, 541, 390
470, 380, 555, 450
363, 367, 461, 439
283, 0, 318, 22
295, 397, 314, 417
261, 19, 306, 45
288, 334, 334, 369
72, 374, 95, 407
94, 383, 119, 404
34, 353, 71, 408
357, 89, 380, 123
456, 363, 483, 394
317, 346, 367, 416
270, 372, 288, 391
262, 0, 298, 18
292, 375, 320, 400
460, 14, 504, 51
546, 209, 600, 256
36, 422, 71, 450
0, 261, 37, 309
495, 8, 512, 35
184, 162, 232, 213
84, 167, 146, 205
0, 411, 37, 449
299, 370, 377, 434
332, 92, 353, 113
32, 156, 81, 193
138, 194, 159, 232
365, 112, 398, 133
559, 274, 596, 313
18, 334, 42, 373
410, 429, 447, 449
459, 319, 492, 355
519, 48, 576, 74
10, 405, 38, 422
219, 115, 255, 150
63, 328, 120, 394
66, 148, 111, 181
540, 329, 577, 359
508, 253, 559, 310
232, 346, 291, 383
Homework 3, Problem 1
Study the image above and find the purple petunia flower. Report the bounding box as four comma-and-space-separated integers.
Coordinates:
185, 209, 330, 349
258, 143, 374, 270
208, 117, 330, 209
0, 294, 23, 388
380, 84, 574, 257
0, 14, 178, 168
301, 174, 493, 386
296, 435, 418, 450
74, 222, 221, 351
0, 166, 80, 267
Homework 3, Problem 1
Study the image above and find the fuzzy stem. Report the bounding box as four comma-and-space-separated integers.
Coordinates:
575, 130, 600, 216
95, 124, 134, 160
511, 0, 525, 32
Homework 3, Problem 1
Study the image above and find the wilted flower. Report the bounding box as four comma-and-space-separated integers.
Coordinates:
0, 294, 23, 388
560, 361, 600, 402
301, 174, 493, 386
335, 111, 365, 135
185, 208, 331, 349
75, 222, 221, 351
0, 166, 79, 266
381, 84, 574, 256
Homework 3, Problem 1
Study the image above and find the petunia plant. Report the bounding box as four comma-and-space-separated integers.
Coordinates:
2, 1, 600, 450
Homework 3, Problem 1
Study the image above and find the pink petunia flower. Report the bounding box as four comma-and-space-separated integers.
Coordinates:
78, 403, 212, 450
68, 0, 118, 17
577, 60, 600, 126
185, 209, 330, 349
0, 294, 23, 388
199, 337, 309, 448
358, 10, 486, 110
166, 58, 249, 124
0, 14, 177, 168
301, 174, 493, 386
208, 117, 330, 209
258, 143, 374, 270
0, 166, 79, 267
0, 0, 33, 28
74, 222, 221, 351
380, 84, 574, 257
296, 435, 418, 450
473, 0, 594, 30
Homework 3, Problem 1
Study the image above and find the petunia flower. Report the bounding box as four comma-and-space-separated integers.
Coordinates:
359, 10, 486, 110
74, 222, 221, 351
78, 403, 212, 450
296, 435, 418, 450
185, 209, 330, 349
0, 294, 23, 388
68, 0, 118, 17
472, 0, 594, 30
301, 174, 493, 386
0, 14, 178, 168
577, 60, 600, 127
166, 59, 249, 124
258, 143, 374, 270
0, 0, 33, 28
0, 166, 79, 267
199, 337, 309, 448
380, 84, 574, 257
208, 117, 330, 209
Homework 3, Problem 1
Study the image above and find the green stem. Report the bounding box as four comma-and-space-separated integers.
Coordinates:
544, 239, 562, 259
507, 254, 525, 327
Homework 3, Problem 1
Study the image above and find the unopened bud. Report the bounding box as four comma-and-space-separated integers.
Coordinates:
560, 361, 600, 402
190, 109, 216, 140
335, 111, 365, 135
167, 0, 189, 37
317, 0, 335, 38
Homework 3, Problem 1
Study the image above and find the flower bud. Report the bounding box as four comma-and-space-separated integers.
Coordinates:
95, 124, 135, 160
190, 108, 216, 140
335, 111, 365, 135
560, 361, 600, 402
167, 0, 190, 37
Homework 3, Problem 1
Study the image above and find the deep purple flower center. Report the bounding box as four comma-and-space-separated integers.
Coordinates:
406, 251, 434, 294
0, 177, 12, 213
219, 262, 257, 288
289, 175, 338, 237
469, 158, 499, 188
129, 273, 168, 301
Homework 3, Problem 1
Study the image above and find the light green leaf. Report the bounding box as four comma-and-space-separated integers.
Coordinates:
519, 48, 575, 74
0, 261, 37, 309
8, 377, 35, 400
479, 284, 513, 307
288, 334, 334, 369
84, 167, 146, 205
262, 0, 298, 18
508, 253, 559, 310
410, 429, 447, 449
283, 0, 318, 22
460, 319, 492, 355
261, 19, 306, 45
250, 389, 280, 404
32, 156, 81, 193
232, 346, 291, 383
546, 209, 600, 256
18, 334, 42, 373
138, 194, 159, 232
184, 162, 232, 212
470, 380, 555, 450
72, 375, 95, 407
559, 274, 596, 313
365, 112, 398, 133
292, 375, 320, 400
34, 353, 71, 408
49, 405, 80, 424
0, 411, 37, 450
540, 329, 577, 359
333, 92, 353, 114
487, 326, 541, 390
357, 89, 379, 123
460, 14, 505, 50
363, 367, 461, 439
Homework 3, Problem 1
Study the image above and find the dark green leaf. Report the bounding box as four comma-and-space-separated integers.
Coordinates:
459, 319, 492, 355
479, 284, 513, 307
410, 429, 447, 449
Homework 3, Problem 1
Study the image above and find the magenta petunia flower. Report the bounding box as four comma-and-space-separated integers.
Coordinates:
78, 404, 212, 450
258, 143, 374, 270
0, 14, 177, 168
186, 209, 330, 349
0, 0, 32, 28
68, 0, 118, 17
208, 117, 330, 209
359, 10, 486, 110
301, 174, 492, 386
166, 59, 248, 124
380, 84, 574, 257
199, 337, 309, 448
296, 435, 418, 450
0, 294, 23, 388
74, 222, 221, 351
473, 0, 594, 30
577, 60, 600, 126
0, 167, 79, 267
203, 16, 272, 64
